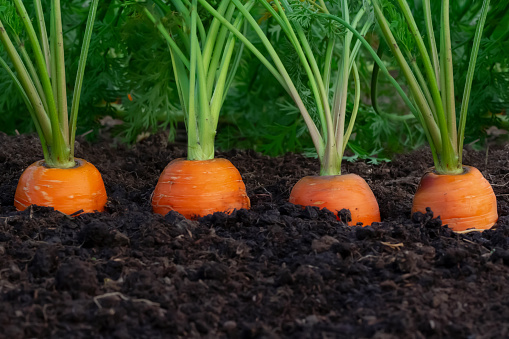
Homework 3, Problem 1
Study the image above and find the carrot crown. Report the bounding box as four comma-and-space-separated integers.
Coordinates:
144, 0, 253, 161
0, 0, 99, 169
369, 0, 491, 175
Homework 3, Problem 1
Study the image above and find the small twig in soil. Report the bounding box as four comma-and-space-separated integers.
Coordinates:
0, 217, 10, 231
380, 241, 404, 250
461, 238, 477, 245
358, 254, 377, 261
491, 181, 509, 187
454, 229, 484, 234
42, 304, 50, 323
93, 292, 161, 309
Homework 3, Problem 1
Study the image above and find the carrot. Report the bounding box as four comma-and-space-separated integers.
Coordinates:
0, 1, 103, 213
146, 1, 252, 219
412, 166, 497, 231
368, 0, 495, 230
14, 159, 107, 215
290, 174, 380, 226
152, 158, 250, 219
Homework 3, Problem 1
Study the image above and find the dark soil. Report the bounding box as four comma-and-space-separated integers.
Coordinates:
1, 132, 508, 339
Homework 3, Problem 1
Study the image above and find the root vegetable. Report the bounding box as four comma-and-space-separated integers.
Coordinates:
14, 159, 107, 215
152, 158, 250, 218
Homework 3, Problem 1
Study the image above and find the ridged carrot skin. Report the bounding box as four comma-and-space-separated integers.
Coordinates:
289, 174, 381, 226
152, 158, 250, 219
412, 166, 498, 231
14, 159, 107, 215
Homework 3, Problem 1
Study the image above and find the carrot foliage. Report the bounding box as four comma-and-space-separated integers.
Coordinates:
143, 0, 253, 160
370, 0, 491, 174
0, 0, 99, 168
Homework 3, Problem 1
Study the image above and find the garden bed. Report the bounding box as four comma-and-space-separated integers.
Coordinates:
1, 132, 508, 338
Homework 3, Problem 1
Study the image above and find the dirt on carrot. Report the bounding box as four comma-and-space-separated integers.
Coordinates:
0, 132, 508, 338
290, 173, 381, 226
412, 165, 498, 231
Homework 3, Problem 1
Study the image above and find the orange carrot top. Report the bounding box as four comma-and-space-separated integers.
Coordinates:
152, 158, 249, 218
15, 159, 107, 215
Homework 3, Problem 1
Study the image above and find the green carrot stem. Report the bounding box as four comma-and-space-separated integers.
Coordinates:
348, 11, 371, 73
205, 1, 236, 98
211, 2, 252, 123
332, 0, 352, 155
332, 42, 350, 157
370, 41, 384, 116
14, 35, 49, 114
170, 0, 207, 42
441, 0, 457, 152
152, 0, 171, 13
70, 0, 99, 157
210, 36, 236, 126
322, 37, 335, 96
316, 0, 328, 12
422, 0, 439, 88
202, 0, 231, 73
187, 0, 200, 160
458, 0, 490, 163
50, 5, 58, 112
276, 0, 330, 141
143, 8, 190, 69
170, 49, 191, 120
195, 37, 214, 160
407, 52, 437, 120
342, 61, 360, 154
34, 0, 51, 75
196, 0, 289, 92
51, 0, 69, 144
222, 20, 248, 103
0, 19, 53, 143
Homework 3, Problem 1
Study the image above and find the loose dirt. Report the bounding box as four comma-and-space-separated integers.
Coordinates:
1, 132, 508, 338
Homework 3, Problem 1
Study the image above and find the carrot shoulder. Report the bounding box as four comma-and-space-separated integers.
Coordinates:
152, 158, 250, 219
289, 174, 380, 226
412, 165, 498, 231
14, 159, 107, 215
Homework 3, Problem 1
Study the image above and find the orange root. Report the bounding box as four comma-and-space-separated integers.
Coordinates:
14, 159, 107, 215
152, 158, 250, 219
289, 174, 381, 226
412, 165, 498, 231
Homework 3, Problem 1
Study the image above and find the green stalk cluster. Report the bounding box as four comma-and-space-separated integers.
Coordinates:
145, 0, 253, 161
199, 0, 377, 175
371, 0, 491, 174
0, 0, 99, 168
